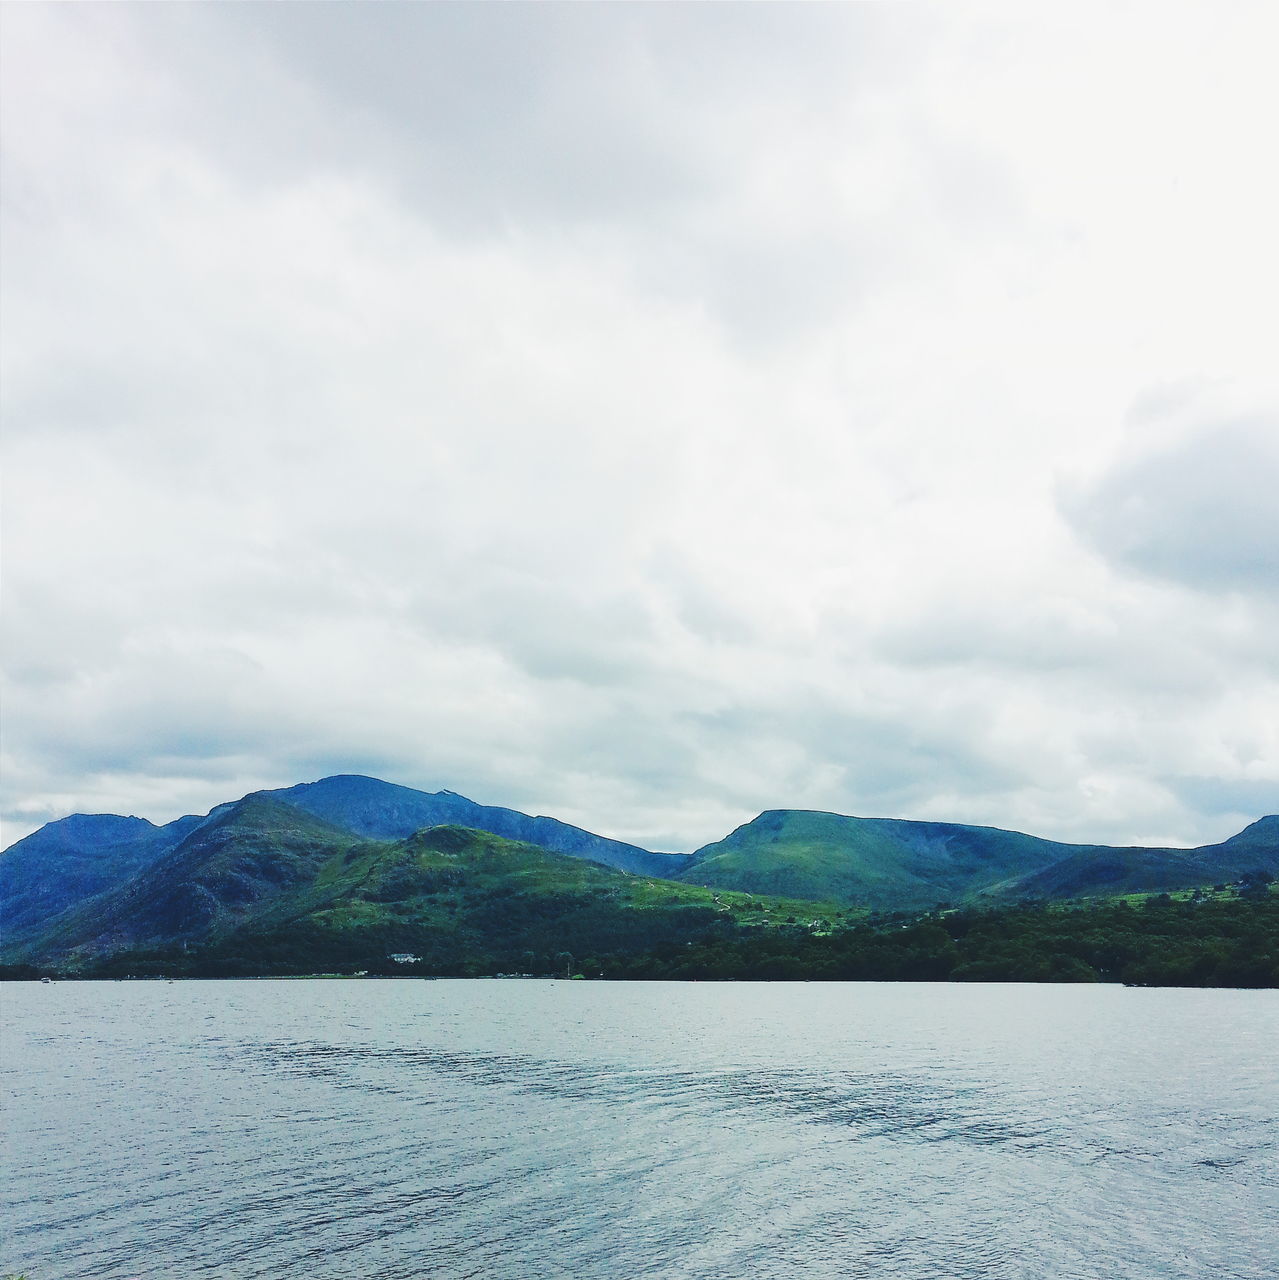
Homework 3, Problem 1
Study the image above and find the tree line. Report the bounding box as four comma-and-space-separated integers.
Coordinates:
6, 884, 1274, 987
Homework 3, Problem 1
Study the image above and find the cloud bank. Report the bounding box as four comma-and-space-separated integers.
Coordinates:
2, 3, 1277, 850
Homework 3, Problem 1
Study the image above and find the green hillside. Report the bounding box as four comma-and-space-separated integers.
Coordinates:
678, 810, 1075, 909
14, 812, 845, 975
178, 825, 842, 978
5, 778, 1274, 982
676, 810, 1279, 911
987, 816, 1279, 901
0, 774, 693, 949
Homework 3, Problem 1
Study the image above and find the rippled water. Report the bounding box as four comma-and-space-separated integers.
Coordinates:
2, 980, 1276, 1279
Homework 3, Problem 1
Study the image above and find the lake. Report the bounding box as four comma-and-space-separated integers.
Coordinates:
2, 980, 1276, 1279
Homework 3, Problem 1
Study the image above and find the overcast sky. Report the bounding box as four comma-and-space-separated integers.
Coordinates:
2, 2, 1276, 852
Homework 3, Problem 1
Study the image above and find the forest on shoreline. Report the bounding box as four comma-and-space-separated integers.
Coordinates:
6, 885, 1275, 988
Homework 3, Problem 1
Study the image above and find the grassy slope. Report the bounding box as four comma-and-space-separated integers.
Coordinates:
984, 816, 1279, 901
677, 810, 1079, 910
678, 810, 1279, 911
15, 790, 1275, 973
219, 824, 848, 962
24, 814, 848, 972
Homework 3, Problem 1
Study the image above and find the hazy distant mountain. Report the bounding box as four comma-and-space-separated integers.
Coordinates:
0, 812, 205, 939
990, 816, 1279, 901
676, 809, 1279, 912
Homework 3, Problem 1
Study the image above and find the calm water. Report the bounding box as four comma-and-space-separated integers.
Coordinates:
2, 980, 1276, 1280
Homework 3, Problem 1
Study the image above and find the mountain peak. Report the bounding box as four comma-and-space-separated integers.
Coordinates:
257, 775, 685, 876
203, 794, 354, 840
22, 813, 158, 847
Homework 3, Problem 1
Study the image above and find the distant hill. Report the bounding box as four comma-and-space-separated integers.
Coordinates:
0, 812, 206, 940
7, 803, 836, 972
676, 809, 1279, 912
989, 815, 1279, 901
0, 775, 689, 948
13, 797, 361, 962
197, 822, 813, 978
3, 775, 1274, 973
266, 775, 690, 877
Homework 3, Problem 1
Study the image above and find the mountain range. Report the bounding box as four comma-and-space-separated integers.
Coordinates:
2, 774, 1275, 970
682, 809, 1279, 910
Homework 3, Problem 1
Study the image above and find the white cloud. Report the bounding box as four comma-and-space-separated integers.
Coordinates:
3, 3, 1277, 851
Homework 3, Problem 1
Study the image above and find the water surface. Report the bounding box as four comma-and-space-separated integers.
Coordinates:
2, 980, 1276, 1279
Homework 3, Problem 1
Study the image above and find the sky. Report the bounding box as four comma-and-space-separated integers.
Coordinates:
2, 2, 1277, 853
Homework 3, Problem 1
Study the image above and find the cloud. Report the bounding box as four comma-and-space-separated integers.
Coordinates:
1061, 395, 1279, 596
1165, 775, 1279, 829
3, 3, 1278, 853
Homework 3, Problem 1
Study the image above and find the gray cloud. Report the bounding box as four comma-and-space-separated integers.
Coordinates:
1062, 412, 1279, 596
198, 4, 898, 230
3, 4, 1276, 853
1165, 775, 1279, 827
108, 3, 1014, 351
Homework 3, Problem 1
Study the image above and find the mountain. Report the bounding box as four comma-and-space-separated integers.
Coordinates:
4, 776, 1274, 972
18, 797, 361, 962
10, 806, 837, 972
1217, 814, 1279, 854
676, 809, 1279, 912
0, 812, 205, 939
0, 775, 689, 947
676, 810, 1074, 910
200, 822, 797, 978
990, 815, 1279, 901
265, 775, 690, 877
